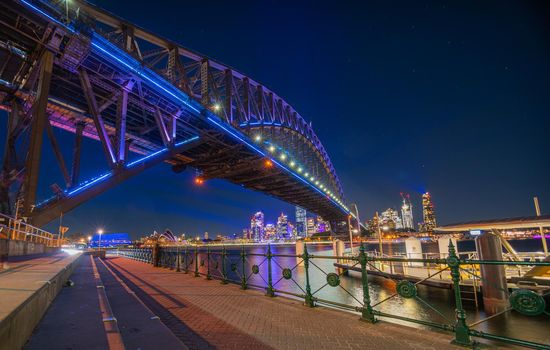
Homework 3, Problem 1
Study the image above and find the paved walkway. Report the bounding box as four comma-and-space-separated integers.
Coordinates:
26, 255, 185, 350
102, 256, 465, 350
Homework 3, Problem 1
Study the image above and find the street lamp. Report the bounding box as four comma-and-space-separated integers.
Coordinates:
97, 229, 104, 251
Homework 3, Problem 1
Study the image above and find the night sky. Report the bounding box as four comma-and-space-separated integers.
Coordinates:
1, 0, 549, 238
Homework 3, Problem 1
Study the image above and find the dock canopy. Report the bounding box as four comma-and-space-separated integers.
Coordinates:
436, 214, 550, 232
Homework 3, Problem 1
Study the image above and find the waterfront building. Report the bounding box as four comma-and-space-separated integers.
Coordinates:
381, 208, 402, 230
306, 217, 316, 236
295, 206, 307, 237
276, 212, 290, 239
401, 193, 414, 231
264, 223, 276, 239
242, 228, 251, 240
422, 192, 437, 232
316, 216, 330, 233
250, 211, 265, 241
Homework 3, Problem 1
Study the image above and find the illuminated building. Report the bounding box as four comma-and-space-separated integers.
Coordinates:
264, 224, 276, 239
306, 217, 316, 236
276, 212, 290, 239
295, 206, 307, 237
422, 192, 437, 232
316, 216, 330, 233
250, 211, 265, 241
242, 228, 251, 239
401, 193, 414, 231
381, 208, 402, 230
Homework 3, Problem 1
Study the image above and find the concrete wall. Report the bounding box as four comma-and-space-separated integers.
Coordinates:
0, 255, 81, 350
0, 239, 58, 257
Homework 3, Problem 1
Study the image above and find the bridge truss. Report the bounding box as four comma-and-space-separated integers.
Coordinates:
0, 0, 353, 228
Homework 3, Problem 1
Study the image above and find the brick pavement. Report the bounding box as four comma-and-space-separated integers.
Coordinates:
103, 256, 467, 350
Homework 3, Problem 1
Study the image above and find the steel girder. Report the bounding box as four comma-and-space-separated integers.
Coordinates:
0, 0, 349, 226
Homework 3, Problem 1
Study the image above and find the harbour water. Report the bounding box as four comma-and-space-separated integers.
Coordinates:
190, 238, 549, 347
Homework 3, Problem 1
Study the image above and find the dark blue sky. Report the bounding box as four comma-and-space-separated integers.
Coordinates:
2, 0, 549, 238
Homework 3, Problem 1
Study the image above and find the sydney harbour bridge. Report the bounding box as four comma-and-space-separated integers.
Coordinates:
0, 0, 353, 228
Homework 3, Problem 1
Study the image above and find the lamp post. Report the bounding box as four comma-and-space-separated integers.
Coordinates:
97, 229, 103, 252
347, 215, 354, 255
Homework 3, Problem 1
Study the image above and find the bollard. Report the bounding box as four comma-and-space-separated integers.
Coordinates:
303, 244, 314, 307
295, 240, 304, 266
221, 246, 228, 284
359, 244, 376, 323
266, 244, 275, 297
333, 239, 346, 274
448, 240, 471, 346
241, 245, 247, 290
475, 231, 510, 313
184, 246, 189, 273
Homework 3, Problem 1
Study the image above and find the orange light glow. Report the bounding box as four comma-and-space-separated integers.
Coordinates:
264, 159, 273, 168
194, 177, 205, 185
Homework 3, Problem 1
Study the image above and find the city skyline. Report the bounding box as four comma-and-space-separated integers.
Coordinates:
1, 0, 548, 240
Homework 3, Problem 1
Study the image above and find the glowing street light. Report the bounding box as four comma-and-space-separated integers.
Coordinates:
279, 153, 287, 161
269, 145, 276, 152
264, 159, 274, 168
97, 229, 104, 251
212, 103, 221, 112
254, 135, 262, 142
289, 161, 295, 167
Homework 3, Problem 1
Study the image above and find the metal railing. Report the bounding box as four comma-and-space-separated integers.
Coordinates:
0, 213, 61, 247
116, 241, 550, 349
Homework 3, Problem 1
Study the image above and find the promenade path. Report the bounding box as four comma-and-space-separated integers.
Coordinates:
99, 256, 464, 350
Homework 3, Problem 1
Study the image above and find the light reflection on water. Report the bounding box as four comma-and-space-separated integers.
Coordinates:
190, 243, 549, 346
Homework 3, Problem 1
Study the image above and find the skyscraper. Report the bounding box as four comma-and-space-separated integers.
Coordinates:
306, 217, 316, 236
401, 193, 414, 231
250, 211, 265, 241
316, 216, 330, 233
380, 208, 402, 230
264, 223, 276, 239
295, 206, 307, 237
276, 212, 289, 239
422, 192, 437, 232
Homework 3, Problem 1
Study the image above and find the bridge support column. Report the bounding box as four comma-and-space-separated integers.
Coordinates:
22, 50, 54, 216
475, 231, 510, 313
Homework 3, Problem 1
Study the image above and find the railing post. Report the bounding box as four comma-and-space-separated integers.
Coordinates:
194, 246, 200, 277
359, 243, 376, 323
206, 246, 212, 280
221, 246, 228, 284
240, 245, 247, 290
176, 244, 181, 272
266, 244, 275, 297
303, 243, 314, 307
448, 240, 471, 346
184, 245, 189, 274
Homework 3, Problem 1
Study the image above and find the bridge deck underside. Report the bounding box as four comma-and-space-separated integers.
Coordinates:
0, 0, 347, 223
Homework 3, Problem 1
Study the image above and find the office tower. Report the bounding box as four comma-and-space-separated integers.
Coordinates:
306, 217, 316, 236
380, 208, 403, 230
276, 212, 289, 239
250, 211, 265, 241
295, 206, 307, 237
316, 216, 330, 233
401, 193, 414, 231
422, 192, 437, 232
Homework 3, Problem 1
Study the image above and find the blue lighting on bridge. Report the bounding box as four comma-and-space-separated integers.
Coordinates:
208, 116, 350, 214
90, 35, 201, 115
20, 0, 349, 215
